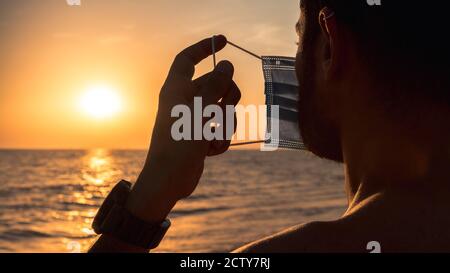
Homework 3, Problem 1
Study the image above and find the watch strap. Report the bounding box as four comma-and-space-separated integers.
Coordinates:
92, 180, 171, 250
102, 204, 171, 249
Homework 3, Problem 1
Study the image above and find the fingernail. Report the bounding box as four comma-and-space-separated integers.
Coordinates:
216, 61, 234, 77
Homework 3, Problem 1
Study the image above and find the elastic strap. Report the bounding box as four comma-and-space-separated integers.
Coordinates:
211, 37, 266, 147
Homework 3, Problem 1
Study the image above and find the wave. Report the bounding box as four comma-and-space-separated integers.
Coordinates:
0, 229, 55, 241
0, 183, 85, 197
171, 206, 230, 217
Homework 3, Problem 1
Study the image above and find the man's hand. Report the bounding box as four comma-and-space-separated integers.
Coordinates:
125, 35, 241, 223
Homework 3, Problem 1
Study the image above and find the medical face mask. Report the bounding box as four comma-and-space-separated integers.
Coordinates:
261, 56, 305, 150
212, 38, 306, 150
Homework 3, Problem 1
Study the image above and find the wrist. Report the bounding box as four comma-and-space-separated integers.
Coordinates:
125, 170, 178, 223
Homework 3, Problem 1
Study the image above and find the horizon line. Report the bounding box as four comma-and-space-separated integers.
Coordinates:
0, 146, 261, 151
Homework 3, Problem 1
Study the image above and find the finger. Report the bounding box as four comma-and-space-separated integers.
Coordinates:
162, 70, 214, 103
174, 71, 213, 100
169, 35, 227, 79
207, 117, 236, 157
207, 100, 238, 157
193, 71, 236, 98
208, 141, 231, 156
197, 60, 234, 106
219, 82, 240, 139
193, 72, 212, 92
160, 70, 220, 104
207, 122, 237, 156
221, 81, 241, 107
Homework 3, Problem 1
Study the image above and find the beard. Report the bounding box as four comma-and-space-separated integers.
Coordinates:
296, 49, 344, 162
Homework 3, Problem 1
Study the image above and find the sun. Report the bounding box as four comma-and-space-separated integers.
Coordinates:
79, 85, 122, 119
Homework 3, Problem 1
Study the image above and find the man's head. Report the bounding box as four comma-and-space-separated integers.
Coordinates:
296, 0, 450, 162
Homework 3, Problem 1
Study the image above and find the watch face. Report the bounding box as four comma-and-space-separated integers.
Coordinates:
92, 180, 131, 234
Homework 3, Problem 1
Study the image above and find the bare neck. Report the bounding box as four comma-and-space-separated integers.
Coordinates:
340, 101, 450, 213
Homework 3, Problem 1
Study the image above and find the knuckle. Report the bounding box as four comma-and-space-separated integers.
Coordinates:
235, 87, 242, 101
174, 52, 184, 62
212, 73, 232, 86
173, 52, 187, 66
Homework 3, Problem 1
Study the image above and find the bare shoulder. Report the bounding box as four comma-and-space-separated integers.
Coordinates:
233, 220, 363, 253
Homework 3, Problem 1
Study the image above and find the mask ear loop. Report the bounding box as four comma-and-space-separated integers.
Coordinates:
324, 11, 335, 20
227, 41, 262, 60
212, 36, 262, 67
320, 7, 335, 21
211, 36, 266, 147
212, 35, 217, 68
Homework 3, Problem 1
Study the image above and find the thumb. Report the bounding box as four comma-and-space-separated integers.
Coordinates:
197, 60, 234, 106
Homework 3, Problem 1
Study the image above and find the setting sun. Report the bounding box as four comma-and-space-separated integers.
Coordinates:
79, 85, 122, 119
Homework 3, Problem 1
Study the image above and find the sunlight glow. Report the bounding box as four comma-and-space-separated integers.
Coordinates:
79, 85, 122, 119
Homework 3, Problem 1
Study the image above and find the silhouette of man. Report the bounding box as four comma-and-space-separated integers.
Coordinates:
90, 1, 450, 252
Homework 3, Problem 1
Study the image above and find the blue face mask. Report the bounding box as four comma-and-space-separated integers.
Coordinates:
261, 56, 305, 150
212, 38, 305, 151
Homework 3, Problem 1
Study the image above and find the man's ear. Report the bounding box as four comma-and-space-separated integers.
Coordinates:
318, 7, 338, 80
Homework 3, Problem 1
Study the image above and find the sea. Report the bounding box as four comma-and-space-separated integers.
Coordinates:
0, 149, 347, 253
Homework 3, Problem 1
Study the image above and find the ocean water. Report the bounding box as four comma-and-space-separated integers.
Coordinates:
0, 149, 347, 253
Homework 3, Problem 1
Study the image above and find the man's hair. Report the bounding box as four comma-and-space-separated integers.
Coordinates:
301, 0, 450, 103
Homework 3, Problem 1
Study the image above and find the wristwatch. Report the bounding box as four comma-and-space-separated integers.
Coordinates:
92, 180, 171, 250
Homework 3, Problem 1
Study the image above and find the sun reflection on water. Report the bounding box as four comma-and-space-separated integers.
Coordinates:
82, 149, 117, 186
63, 149, 123, 252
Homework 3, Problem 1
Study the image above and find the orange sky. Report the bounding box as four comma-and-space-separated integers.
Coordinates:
0, 0, 299, 149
